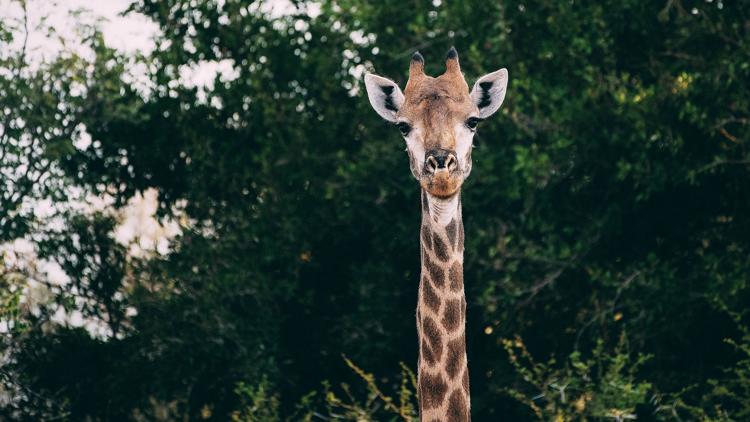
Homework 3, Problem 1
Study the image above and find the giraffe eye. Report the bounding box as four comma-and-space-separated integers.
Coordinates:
466, 117, 481, 130
397, 122, 412, 136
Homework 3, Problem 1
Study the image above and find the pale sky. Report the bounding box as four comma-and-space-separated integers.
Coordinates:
59, 0, 159, 53
1, 0, 311, 54
0, 0, 311, 89
0, 0, 158, 58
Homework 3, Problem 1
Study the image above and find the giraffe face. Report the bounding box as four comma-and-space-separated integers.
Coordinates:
364, 49, 508, 198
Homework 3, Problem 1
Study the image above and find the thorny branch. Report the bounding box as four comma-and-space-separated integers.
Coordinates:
574, 270, 641, 351
696, 159, 750, 174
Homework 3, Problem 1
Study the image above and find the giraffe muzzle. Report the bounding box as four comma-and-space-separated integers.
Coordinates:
421, 149, 463, 197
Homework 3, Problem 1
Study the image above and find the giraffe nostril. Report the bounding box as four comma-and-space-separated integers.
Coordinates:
425, 156, 439, 173
446, 155, 457, 171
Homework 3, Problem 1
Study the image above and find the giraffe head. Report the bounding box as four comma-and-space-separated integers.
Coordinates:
364, 48, 508, 198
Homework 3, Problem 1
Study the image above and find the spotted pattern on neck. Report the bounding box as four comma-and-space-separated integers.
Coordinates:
417, 190, 470, 421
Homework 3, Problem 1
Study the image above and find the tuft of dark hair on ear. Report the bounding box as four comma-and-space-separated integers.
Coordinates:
381, 85, 398, 112
412, 51, 424, 63
477, 82, 493, 109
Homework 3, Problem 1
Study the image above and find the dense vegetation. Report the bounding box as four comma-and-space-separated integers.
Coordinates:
2, 0, 750, 420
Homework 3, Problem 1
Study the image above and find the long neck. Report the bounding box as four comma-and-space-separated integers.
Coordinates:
417, 190, 470, 421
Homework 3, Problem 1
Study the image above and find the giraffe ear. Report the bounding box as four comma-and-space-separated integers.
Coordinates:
470, 68, 508, 119
364, 73, 405, 122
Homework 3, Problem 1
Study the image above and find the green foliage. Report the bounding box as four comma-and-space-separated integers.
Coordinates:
674, 312, 750, 421
0, 10, 86, 241
231, 379, 282, 422
230, 360, 417, 422
712, 331, 750, 419
315, 358, 418, 421
503, 334, 654, 421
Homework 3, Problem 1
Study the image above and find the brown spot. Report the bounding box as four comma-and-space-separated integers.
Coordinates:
422, 316, 443, 363
446, 389, 468, 422
446, 218, 457, 249
422, 225, 432, 250
432, 232, 449, 261
442, 298, 462, 332
424, 255, 445, 287
419, 372, 448, 409
445, 334, 465, 379
458, 220, 464, 251
421, 276, 441, 313
422, 339, 436, 365
422, 190, 429, 212
449, 261, 463, 291
462, 368, 470, 393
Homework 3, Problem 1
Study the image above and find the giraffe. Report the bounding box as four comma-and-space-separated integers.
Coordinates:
364, 48, 508, 421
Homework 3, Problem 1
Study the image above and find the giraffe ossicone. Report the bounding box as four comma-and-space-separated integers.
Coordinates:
364, 48, 509, 421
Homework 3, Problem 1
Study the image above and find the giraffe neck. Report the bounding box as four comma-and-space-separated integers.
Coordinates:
417, 190, 470, 421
